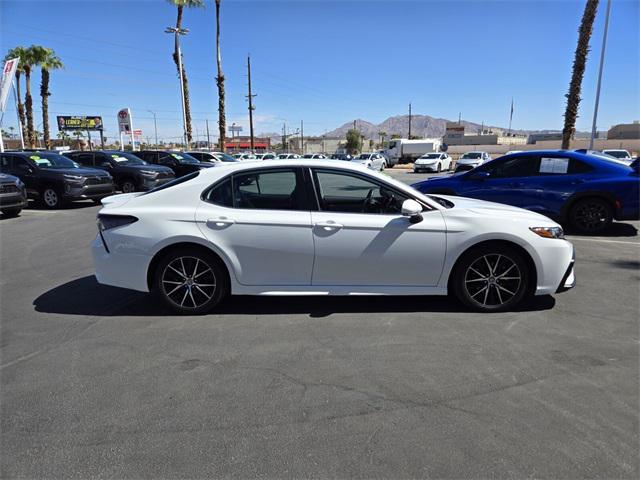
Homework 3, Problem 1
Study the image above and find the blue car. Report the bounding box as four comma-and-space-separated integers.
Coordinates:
412, 150, 640, 233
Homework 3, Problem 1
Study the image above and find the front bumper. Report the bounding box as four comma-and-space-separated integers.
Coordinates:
63, 183, 114, 200
414, 164, 437, 172
140, 176, 174, 191
0, 191, 28, 209
556, 250, 576, 293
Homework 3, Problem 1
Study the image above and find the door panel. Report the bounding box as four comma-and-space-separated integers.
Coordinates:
310, 210, 446, 286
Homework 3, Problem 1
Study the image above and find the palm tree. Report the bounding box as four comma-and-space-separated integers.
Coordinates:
561, 0, 600, 149
378, 130, 387, 149
21, 46, 39, 148
215, 0, 226, 152
35, 48, 63, 149
4, 47, 28, 143
57, 130, 69, 146
167, 0, 204, 144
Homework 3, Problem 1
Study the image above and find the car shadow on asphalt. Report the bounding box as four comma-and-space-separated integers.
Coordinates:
565, 222, 638, 238
33, 275, 556, 317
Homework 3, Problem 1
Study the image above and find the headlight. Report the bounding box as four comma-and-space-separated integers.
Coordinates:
97, 214, 138, 231
63, 174, 84, 183
530, 226, 564, 239
14, 178, 25, 188
139, 170, 158, 178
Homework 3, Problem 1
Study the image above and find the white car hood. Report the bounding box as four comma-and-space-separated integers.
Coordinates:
436, 194, 555, 224
415, 158, 438, 164
457, 158, 483, 165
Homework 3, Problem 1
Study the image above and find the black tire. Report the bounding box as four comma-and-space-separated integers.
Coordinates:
436, 163, 442, 173
569, 197, 613, 234
40, 186, 63, 209
1, 207, 22, 218
120, 178, 136, 193
92, 198, 104, 205
153, 247, 229, 315
452, 244, 531, 312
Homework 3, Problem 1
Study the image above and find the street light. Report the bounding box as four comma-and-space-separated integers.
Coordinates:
589, 0, 612, 150
147, 110, 158, 147
165, 26, 190, 150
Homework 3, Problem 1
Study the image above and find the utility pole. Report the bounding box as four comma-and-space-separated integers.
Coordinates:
590, 0, 612, 150
300, 120, 304, 154
206, 119, 211, 150
246, 55, 256, 151
458, 112, 461, 124
408, 103, 412, 139
165, 26, 190, 149
148, 110, 158, 147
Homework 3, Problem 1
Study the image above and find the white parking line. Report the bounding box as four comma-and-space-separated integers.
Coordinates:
566, 237, 640, 246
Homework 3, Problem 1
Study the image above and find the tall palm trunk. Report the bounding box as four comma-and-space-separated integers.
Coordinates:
24, 66, 35, 148
215, 0, 226, 152
40, 68, 51, 149
561, 0, 599, 149
172, 5, 193, 144
14, 71, 27, 143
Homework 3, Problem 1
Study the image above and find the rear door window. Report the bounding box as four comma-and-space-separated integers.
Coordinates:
233, 168, 303, 211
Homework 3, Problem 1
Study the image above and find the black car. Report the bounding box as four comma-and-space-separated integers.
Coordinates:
65, 150, 175, 193
0, 173, 28, 217
186, 151, 239, 164
0, 151, 114, 208
131, 150, 213, 178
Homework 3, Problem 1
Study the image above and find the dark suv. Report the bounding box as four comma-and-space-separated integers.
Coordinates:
65, 150, 175, 193
131, 150, 213, 178
186, 151, 239, 164
0, 151, 113, 208
0, 173, 28, 217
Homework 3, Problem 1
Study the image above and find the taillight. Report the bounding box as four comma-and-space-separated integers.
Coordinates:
97, 214, 138, 231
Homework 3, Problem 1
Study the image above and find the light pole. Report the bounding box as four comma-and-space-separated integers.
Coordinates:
589, 0, 612, 150
165, 26, 189, 150
147, 110, 158, 147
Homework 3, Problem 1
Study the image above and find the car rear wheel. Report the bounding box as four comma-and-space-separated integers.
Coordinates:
452, 245, 531, 312
154, 248, 229, 315
41, 187, 63, 209
569, 198, 612, 234
1, 207, 22, 217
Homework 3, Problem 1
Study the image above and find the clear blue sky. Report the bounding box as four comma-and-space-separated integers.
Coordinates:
2, 0, 638, 142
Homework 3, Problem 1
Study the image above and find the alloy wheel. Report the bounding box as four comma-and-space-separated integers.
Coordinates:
43, 188, 59, 208
464, 254, 521, 307
122, 181, 135, 193
573, 201, 609, 232
161, 256, 217, 310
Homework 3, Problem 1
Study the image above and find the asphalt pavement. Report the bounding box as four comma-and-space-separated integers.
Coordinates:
1, 182, 638, 478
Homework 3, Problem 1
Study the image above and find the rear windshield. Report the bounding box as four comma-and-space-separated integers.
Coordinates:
142, 171, 200, 195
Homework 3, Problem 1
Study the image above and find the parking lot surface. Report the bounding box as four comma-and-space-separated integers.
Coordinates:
1, 186, 639, 478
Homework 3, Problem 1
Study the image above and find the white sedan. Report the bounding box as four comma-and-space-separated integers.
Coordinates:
413, 152, 452, 173
455, 151, 492, 171
353, 153, 386, 171
93, 160, 575, 314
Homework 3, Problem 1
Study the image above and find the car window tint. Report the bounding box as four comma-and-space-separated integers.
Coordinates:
75, 153, 94, 166
0, 155, 10, 170
314, 170, 408, 214
233, 169, 301, 211
486, 156, 539, 178
568, 159, 593, 174
204, 177, 233, 207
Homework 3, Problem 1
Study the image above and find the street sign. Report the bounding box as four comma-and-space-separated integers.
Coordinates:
118, 108, 132, 133
57, 116, 103, 131
133, 129, 142, 136
0, 57, 19, 113
229, 124, 243, 133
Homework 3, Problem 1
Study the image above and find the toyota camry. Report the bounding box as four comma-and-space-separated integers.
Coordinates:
93, 160, 575, 314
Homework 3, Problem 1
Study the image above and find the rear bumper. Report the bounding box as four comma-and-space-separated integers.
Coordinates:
92, 235, 151, 292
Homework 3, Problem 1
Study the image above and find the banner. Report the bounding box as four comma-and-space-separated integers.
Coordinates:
57, 116, 103, 131
0, 58, 19, 113
118, 108, 132, 133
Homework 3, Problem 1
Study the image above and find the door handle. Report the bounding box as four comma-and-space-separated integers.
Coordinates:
314, 221, 343, 231
207, 217, 235, 228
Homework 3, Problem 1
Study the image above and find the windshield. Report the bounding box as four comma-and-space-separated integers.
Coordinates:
106, 152, 146, 165
216, 153, 237, 162
302, 154, 313, 158
27, 153, 79, 169
603, 150, 629, 159
420, 154, 440, 159
357, 154, 370, 160
169, 152, 199, 164
460, 152, 482, 159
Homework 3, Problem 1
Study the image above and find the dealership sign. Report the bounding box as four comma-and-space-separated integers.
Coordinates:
0, 57, 19, 113
118, 108, 132, 133
57, 116, 103, 131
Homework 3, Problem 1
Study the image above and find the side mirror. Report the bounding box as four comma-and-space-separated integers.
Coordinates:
18, 164, 33, 173
401, 199, 423, 224
468, 170, 490, 180
100, 161, 112, 168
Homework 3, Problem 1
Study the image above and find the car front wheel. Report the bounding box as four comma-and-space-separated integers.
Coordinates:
41, 187, 63, 209
121, 179, 136, 193
452, 245, 531, 312
154, 248, 229, 314
569, 197, 612, 234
